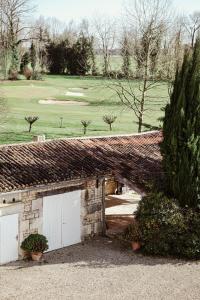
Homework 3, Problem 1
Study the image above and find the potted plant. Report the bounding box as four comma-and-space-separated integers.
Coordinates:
21, 234, 49, 261
123, 222, 142, 251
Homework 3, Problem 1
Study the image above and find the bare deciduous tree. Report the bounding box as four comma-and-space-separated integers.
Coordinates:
0, 0, 34, 77
103, 115, 117, 131
94, 16, 116, 76
184, 12, 200, 48
110, 0, 172, 133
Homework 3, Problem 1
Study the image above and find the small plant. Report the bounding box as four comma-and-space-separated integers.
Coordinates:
59, 117, 64, 128
81, 120, 91, 135
123, 222, 142, 243
32, 71, 43, 81
103, 115, 117, 131
21, 234, 48, 254
23, 67, 32, 80
25, 116, 39, 132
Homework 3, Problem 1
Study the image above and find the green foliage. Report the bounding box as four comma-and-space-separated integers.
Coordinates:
21, 234, 48, 253
161, 39, 200, 208
46, 36, 94, 76
20, 52, 30, 73
136, 192, 184, 256
90, 36, 97, 76
121, 36, 131, 78
135, 24, 161, 78
32, 71, 43, 81
135, 192, 200, 259
46, 41, 68, 74
123, 222, 142, 242
30, 42, 37, 72
67, 35, 93, 75
174, 210, 200, 259
10, 44, 19, 74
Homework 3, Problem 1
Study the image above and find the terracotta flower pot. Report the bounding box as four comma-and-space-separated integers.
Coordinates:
22, 249, 31, 259
31, 252, 43, 261
131, 241, 141, 251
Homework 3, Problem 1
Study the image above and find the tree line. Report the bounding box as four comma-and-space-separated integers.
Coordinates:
0, 0, 200, 80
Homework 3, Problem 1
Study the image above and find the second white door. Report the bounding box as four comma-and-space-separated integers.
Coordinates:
43, 191, 81, 252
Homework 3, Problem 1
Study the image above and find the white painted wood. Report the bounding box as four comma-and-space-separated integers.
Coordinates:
43, 194, 62, 251
43, 191, 81, 252
62, 191, 81, 247
0, 214, 18, 264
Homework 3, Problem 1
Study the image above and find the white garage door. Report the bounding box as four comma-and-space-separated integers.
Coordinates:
0, 214, 19, 264
43, 191, 81, 252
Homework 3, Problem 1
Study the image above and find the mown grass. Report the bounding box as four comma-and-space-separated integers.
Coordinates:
0, 75, 169, 144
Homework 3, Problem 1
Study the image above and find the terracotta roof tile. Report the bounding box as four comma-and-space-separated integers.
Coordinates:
0, 131, 163, 193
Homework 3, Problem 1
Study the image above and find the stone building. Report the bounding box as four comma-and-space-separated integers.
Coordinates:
0, 131, 162, 264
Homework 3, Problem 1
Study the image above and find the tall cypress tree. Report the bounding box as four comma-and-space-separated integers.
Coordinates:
161, 39, 200, 208
121, 36, 131, 78
30, 42, 37, 72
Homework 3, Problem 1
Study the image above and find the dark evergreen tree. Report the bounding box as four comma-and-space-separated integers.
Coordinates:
90, 36, 97, 76
20, 52, 30, 73
30, 42, 37, 72
121, 36, 131, 77
46, 41, 68, 74
10, 44, 19, 73
161, 39, 200, 208
67, 35, 92, 75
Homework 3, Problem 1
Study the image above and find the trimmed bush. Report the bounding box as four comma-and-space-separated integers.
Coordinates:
174, 210, 200, 259
135, 192, 185, 256
135, 191, 200, 259
21, 234, 48, 253
31, 71, 43, 81
123, 221, 142, 243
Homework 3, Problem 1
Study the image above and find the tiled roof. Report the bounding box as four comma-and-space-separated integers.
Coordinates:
0, 131, 163, 193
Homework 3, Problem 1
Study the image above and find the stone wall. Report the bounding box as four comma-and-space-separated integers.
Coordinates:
105, 178, 118, 196
81, 179, 104, 237
0, 178, 105, 258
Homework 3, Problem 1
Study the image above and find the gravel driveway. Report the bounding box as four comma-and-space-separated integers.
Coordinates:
0, 237, 200, 300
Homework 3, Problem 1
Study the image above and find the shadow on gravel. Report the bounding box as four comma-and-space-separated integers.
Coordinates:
2, 237, 197, 270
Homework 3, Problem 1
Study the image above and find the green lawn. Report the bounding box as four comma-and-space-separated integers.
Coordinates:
0, 75, 169, 144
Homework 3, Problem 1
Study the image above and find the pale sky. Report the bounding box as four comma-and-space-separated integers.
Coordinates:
35, 0, 200, 21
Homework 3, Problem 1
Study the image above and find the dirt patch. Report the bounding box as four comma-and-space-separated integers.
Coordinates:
39, 99, 88, 106
106, 215, 135, 235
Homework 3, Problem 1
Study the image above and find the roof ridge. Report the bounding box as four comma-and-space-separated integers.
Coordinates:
0, 130, 161, 149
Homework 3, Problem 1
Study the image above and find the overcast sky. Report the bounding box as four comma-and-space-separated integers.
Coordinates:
35, 0, 200, 21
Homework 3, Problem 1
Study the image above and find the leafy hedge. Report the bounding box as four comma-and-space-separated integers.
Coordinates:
135, 192, 200, 259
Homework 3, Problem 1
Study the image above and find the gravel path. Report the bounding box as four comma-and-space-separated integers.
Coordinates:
0, 237, 200, 300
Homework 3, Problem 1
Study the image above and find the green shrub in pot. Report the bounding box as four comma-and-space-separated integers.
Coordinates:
21, 234, 48, 261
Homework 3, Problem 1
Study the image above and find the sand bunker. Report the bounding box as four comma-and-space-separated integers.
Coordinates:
39, 99, 88, 106
66, 91, 85, 97
68, 87, 88, 91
